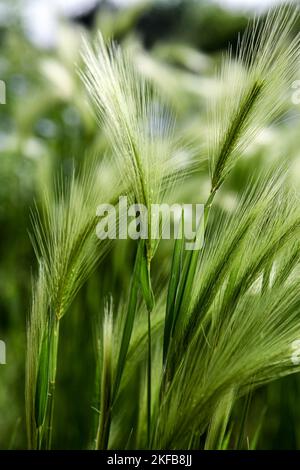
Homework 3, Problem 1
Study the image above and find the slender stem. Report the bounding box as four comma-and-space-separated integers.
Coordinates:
45, 317, 60, 450
95, 409, 111, 450
95, 326, 113, 450
37, 426, 42, 450
95, 393, 112, 450
204, 188, 217, 228
145, 253, 154, 449
147, 303, 152, 448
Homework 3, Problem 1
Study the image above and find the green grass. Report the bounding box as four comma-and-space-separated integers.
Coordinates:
22, 4, 300, 450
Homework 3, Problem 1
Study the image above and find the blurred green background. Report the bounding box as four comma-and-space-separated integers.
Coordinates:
1, 0, 300, 449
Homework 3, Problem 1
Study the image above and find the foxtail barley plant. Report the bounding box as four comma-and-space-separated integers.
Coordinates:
26, 4, 300, 450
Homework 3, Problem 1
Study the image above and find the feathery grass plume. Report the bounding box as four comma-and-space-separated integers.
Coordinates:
153, 174, 300, 449
273, 241, 300, 288
185, 170, 293, 330
161, 6, 300, 384
208, 4, 300, 194
27, 159, 116, 449
175, 172, 300, 365
81, 33, 188, 444
31, 161, 112, 320
81, 33, 184, 261
157, 6, 300, 370
163, 170, 286, 383
204, 387, 235, 450
158, 277, 300, 448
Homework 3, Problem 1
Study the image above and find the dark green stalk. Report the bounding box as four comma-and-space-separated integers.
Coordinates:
95, 324, 113, 450
147, 302, 152, 448
45, 317, 60, 450
237, 391, 252, 449
141, 254, 154, 448
163, 215, 184, 365
34, 323, 50, 449
37, 426, 42, 450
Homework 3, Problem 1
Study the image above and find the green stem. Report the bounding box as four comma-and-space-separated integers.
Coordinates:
95, 354, 112, 449
147, 301, 152, 448
95, 409, 112, 450
45, 317, 60, 450
204, 188, 217, 227
37, 426, 42, 450
143, 253, 154, 449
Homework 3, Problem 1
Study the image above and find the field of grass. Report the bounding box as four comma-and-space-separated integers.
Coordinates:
1, 0, 300, 450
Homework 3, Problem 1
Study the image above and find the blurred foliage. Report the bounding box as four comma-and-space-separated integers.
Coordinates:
0, 0, 300, 449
